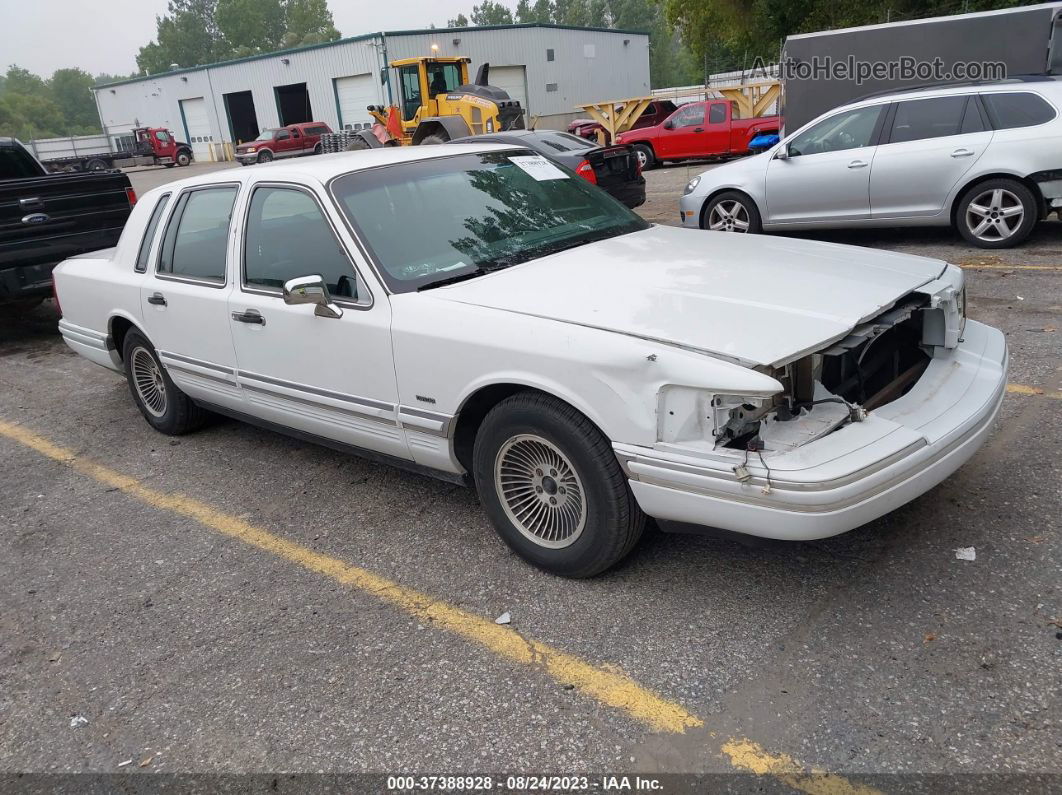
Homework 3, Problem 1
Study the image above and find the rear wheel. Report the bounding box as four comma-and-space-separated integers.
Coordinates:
956, 178, 1037, 248
703, 190, 762, 234
84, 158, 108, 171
418, 133, 448, 146
256, 150, 273, 163
632, 144, 655, 170
473, 392, 645, 578
123, 330, 209, 435
175, 150, 191, 167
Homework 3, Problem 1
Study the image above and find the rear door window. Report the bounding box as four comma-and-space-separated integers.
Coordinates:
888, 96, 967, 143
0, 145, 44, 178
135, 193, 171, 272
708, 103, 727, 124
981, 91, 1056, 129
158, 186, 238, 283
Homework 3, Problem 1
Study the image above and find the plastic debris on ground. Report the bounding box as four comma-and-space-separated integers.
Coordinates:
495, 612, 511, 625
69, 715, 88, 729
955, 547, 977, 561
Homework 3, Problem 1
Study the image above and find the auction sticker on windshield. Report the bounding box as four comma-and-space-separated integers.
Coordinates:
509, 155, 568, 180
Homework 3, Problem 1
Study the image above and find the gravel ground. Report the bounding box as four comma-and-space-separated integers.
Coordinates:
0, 157, 1058, 787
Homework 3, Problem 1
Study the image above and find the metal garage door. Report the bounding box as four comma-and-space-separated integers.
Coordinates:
335, 74, 377, 130
489, 66, 529, 115
180, 97, 213, 160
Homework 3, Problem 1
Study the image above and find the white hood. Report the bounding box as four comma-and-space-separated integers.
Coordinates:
435, 226, 946, 367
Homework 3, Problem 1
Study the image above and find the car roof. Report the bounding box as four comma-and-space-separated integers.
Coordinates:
141, 142, 523, 197
839, 75, 1062, 110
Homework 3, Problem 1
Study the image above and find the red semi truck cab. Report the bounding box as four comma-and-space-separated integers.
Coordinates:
135, 127, 192, 167
615, 100, 780, 169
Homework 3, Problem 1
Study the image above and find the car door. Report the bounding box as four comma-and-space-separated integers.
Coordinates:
870, 95, 993, 218
703, 102, 731, 154
139, 183, 243, 411
659, 103, 706, 158
765, 103, 886, 224
272, 129, 293, 156
225, 180, 408, 460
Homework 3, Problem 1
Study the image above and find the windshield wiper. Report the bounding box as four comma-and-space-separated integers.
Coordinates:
416, 268, 489, 291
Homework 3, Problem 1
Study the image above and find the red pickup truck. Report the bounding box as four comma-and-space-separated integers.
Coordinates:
235, 122, 333, 165
614, 100, 780, 170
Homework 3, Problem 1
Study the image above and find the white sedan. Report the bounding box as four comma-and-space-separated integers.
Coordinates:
53, 144, 1007, 577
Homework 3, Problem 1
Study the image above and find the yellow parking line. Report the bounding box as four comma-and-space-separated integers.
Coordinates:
959, 263, 1062, 271
0, 418, 883, 794
1008, 383, 1062, 399
723, 740, 881, 795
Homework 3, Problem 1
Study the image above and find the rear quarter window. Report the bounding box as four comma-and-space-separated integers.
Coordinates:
981, 92, 1056, 130
135, 193, 171, 272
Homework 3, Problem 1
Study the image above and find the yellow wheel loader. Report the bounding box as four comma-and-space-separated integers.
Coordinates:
344, 57, 525, 150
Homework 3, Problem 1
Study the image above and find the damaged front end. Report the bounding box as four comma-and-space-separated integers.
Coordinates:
659, 266, 967, 455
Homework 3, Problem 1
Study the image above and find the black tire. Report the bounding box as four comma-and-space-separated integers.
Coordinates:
418, 133, 448, 146
85, 158, 108, 171
632, 144, 655, 170
955, 178, 1038, 249
122, 330, 209, 435
313, 143, 322, 155
473, 392, 645, 578
176, 150, 191, 167
257, 150, 273, 163
702, 190, 763, 234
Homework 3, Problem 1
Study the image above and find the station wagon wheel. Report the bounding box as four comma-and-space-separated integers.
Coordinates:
473, 392, 645, 578
956, 178, 1037, 249
494, 434, 587, 548
703, 190, 762, 234
122, 329, 209, 435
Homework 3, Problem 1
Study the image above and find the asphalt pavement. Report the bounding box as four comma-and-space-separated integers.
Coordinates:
0, 159, 1058, 790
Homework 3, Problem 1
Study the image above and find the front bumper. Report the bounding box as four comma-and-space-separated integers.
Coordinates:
616, 320, 1007, 541
678, 193, 704, 227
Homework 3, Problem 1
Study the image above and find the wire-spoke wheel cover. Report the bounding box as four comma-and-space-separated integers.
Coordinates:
494, 434, 587, 549
131, 346, 168, 418
708, 199, 751, 232
965, 187, 1025, 242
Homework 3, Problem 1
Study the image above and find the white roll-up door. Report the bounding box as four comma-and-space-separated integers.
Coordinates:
180, 97, 212, 160
335, 74, 377, 130
489, 66, 529, 114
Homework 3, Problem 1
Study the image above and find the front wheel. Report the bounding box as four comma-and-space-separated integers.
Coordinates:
176, 150, 191, 167
473, 392, 645, 578
632, 144, 655, 170
256, 150, 273, 163
956, 179, 1037, 248
703, 190, 762, 234
123, 330, 209, 435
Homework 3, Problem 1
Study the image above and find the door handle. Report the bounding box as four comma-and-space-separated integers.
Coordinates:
847, 160, 869, 169
147, 292, 167, 306
950, 148, 974, 158
694, 127, 704, 133
231, 309, 265, 325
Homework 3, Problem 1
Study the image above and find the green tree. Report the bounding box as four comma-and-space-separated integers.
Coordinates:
49, 68, 101, 133
448, 13, 470, 26
217, 0, 286, 52
470, 0, 514, 25
0, 92, 66, 140
137, 0, 226, 74
282, 0, 340, 45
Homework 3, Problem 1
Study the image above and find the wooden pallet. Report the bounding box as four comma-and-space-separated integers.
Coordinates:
573, 97, 654, 144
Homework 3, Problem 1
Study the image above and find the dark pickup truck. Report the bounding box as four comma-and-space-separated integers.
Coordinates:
1, 137, 135, 308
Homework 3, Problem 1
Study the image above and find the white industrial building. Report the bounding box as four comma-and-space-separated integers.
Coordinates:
92, 23, 650, 161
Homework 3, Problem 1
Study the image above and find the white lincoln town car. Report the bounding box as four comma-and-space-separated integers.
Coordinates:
53, 144, 1007, 577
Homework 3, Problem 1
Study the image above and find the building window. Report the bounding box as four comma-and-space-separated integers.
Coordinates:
546, 48, 555, 61
546, 83, 558, 93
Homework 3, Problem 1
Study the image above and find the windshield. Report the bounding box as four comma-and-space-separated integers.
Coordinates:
255, 129, 279, 141
330, 150, 648, 293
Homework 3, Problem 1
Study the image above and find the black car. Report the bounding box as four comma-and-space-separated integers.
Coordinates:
449, 130, 646, 209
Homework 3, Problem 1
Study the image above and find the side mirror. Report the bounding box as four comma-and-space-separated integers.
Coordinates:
774, 145, 790, 161
283, 274, 343, 319
663, 120, 674, 130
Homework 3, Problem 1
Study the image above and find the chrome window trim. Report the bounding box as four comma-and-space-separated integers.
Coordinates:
239, 180, 374, 311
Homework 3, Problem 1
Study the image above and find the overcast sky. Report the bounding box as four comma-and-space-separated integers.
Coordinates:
1, 0, 503, 77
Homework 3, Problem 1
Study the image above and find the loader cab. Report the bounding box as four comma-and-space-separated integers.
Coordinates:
394, 57, 471, 123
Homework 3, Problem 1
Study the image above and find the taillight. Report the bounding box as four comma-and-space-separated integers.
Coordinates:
125, 187, 137, 207
52, 277, 62, 317
576, 159, 597, 184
